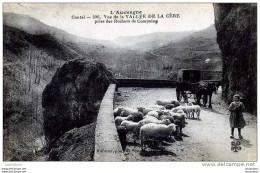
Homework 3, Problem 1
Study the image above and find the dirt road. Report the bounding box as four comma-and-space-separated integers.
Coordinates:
114, 87, 257, 161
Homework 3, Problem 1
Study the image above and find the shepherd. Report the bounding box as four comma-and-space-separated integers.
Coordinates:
229, 94, 246, 139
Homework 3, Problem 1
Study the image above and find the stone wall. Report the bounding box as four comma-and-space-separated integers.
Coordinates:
94, 84, 125, 161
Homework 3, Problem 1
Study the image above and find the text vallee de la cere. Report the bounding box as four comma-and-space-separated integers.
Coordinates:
71, 11, 180, 20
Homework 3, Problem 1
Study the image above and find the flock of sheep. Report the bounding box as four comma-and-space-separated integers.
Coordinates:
114, 100, 201, 151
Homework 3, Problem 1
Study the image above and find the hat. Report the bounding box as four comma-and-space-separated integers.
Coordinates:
233, 94, 240, 99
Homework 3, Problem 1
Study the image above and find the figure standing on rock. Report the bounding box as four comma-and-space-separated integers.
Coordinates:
229, 94, 246, 139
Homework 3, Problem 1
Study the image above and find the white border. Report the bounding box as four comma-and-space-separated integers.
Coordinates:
0, 1, 259, 173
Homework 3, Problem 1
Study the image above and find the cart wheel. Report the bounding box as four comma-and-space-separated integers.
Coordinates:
176, 91, 182, 102
194, 94, 197, 102
183, 92, 188, 103
203, 95, 208, 105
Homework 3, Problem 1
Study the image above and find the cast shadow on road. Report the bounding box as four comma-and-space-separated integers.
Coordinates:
140, 149, 177, 157
180, 132, 189, 137
233, 139, 253, 148
187, 117, 202, 121
200, 107, 222, 114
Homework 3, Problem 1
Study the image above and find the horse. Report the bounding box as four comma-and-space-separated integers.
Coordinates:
195, 82, 217, 109
176, 82, 197, 103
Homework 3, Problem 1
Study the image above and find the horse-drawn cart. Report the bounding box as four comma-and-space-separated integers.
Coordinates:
176, 69, 220, 108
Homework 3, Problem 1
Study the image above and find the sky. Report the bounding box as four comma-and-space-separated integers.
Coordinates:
3, 3, 215, 40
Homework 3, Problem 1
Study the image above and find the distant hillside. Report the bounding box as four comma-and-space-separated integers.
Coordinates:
3, 13, 116, 50
113, 31, 195, 51
3, 25, 85, 62
149, 25, 222, 79
154, 25, 219, 55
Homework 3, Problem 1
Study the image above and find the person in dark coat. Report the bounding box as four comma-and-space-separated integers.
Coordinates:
229, 94, 246, 139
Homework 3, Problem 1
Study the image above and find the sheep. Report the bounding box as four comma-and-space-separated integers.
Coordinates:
115, 115, 133, 126
171, 107, 178, 113
140, 118, 171, 126
156, 100, 173, 106
172, 100, 180, 107
176, 110, 185, 114
146, 110, 164, 119
185, 103, 201, 119
161, 110, 172, 115
114, 107, 124, 117
148, 105, 166, 110
120, 120, 144, 143
120, 120, 143, 132
120, 108, 139, 117
193, 105, 201, 119
159, 115, 175, 123
159, 114, 185, 136
129, 111, 144, 122
156, 100, 180, 107
172, 106, 187, 113
144, 115, 158, 120
184, 103, 194, 118
137, 107, 154, 115
140, 123, 177, 150
146, 110, 159, 119
165, 104, 176, 110
172, 113, 186, 126
171, 111, 187, 119
172, 119, 185, 136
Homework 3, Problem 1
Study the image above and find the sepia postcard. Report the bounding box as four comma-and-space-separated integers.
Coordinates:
1, 2, 257, 168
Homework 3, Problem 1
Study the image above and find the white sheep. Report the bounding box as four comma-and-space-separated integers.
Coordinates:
172, 106, 187, 113
176, 109, 185, 114
159, 115, 175, 123
114, 107, 124, 117
140, 123, 177, 150
168, 111, 182, 117
185, 103, 201, 119
146, 110, 161, 119
172, 100, 180, 107
193, 105, 201, 119
161, 110, 172, 115
120, 120, 143, 143
120, 107, 139, 117
156, 100, 173, 106
115, 115, 132, 126
184, 103, 194, 118
137, 107, 154, 115
144, 115, 158, 120
148, 105, 166, 110
140, 118, 171, 126
165, 104, 176, 110
156, 100, 180, 107
126, 111, 144, 122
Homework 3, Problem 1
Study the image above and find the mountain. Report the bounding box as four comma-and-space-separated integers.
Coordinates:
113, 31, 195, 51
3, 25, 85, 61
154, 25, 219, 55
135, 24, 222, 80
3, 13, 116, 49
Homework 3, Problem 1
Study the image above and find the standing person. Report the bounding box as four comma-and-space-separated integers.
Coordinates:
229, 94, 246, 139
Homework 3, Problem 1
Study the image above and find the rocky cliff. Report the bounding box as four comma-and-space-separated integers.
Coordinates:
42, 59, 117, 149
47, 123, 95, 161
214, 3, 257, 113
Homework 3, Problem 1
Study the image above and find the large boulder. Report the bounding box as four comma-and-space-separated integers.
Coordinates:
42, 59, 116, 146
213, 3, 257, 113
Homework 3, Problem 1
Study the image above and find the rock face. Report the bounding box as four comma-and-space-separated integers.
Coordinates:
214, 3, 257, 113
48, 123, 95, 161
42, 59, 116, 146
